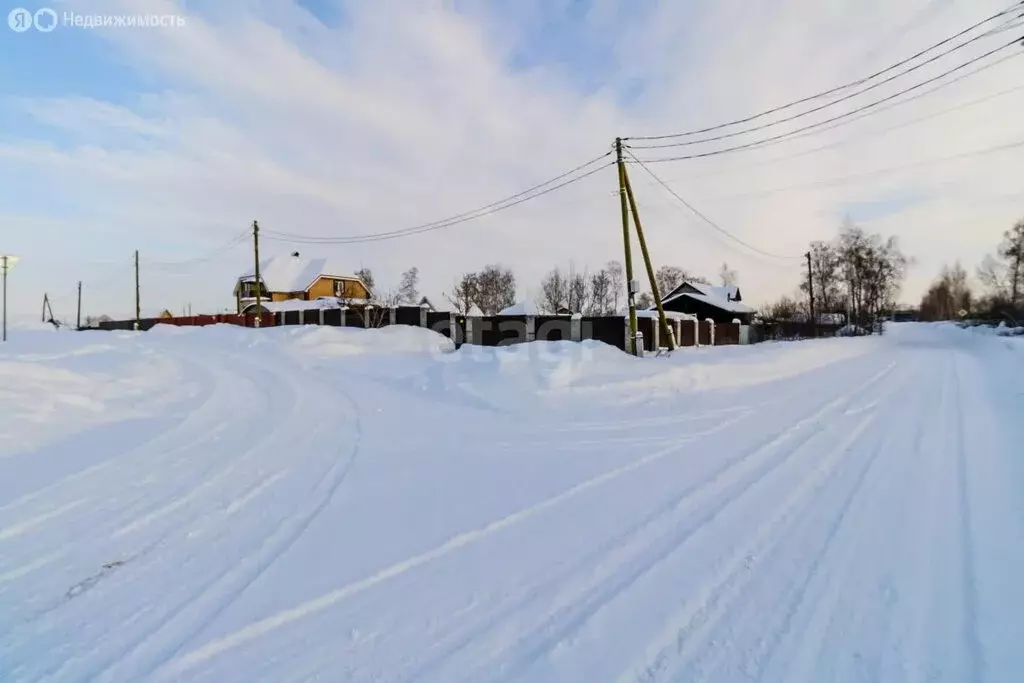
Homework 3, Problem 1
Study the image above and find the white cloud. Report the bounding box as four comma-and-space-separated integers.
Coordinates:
3, 0, 1023, 318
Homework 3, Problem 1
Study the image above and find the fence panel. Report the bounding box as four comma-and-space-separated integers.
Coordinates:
322, 309, 342, 326
302, 310, 320, 325
535, 316, 571, 342
395, 306, 422, 327
636, 317, 656, 352
581, 316, 626, 350
699, 320, 713, 346
283, 311, 301, 326
716, 322, 741, 345
679, 319, 697, 347
427, 311, 453, 339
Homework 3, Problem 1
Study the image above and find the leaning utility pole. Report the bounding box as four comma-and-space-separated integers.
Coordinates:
252, 219, 262, 327
134, 250, 141, 331
76, 281, 82, 330
622, 163, 676, 351
806, 251, 815, 337
616, 138, 638, 354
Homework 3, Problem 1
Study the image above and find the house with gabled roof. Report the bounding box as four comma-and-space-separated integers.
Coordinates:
234, 252, 372, 313
652, 281, 755, 324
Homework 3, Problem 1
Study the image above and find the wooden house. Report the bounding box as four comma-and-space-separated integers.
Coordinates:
653, 281, 755, 324
234, 252, 371, 313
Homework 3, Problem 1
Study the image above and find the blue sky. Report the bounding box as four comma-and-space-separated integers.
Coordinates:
1, 0, 1022, 322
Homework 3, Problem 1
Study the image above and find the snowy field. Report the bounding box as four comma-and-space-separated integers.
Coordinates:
1, 322, 1022, 683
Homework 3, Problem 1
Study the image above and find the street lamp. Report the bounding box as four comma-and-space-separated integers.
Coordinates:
1, 254, 20, 342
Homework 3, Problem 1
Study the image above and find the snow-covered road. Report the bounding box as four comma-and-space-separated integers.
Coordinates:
1, 323, 1021, 682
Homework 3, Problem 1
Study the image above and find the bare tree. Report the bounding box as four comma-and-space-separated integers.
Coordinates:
354, 267, 374, 295
538, 267, 569, 313
719, 262, 738, 288
473, 264, 516, 315
589, 268, 615, 315
636, 291, 654, 309
568, 267, 589, 313
835, 222, 908, 332
397, 267, 419, 305
800, 241, 844, 318
655, 265, 707, 298
445, 272, 479, 314
760, 295, 800, 322
606, 261, 624, 312
1000, 218, 1024, 306
920, 263, 972, 321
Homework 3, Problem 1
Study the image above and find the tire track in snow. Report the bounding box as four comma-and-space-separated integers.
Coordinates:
463, 361, 905, 683
952, 352, 984, 683
86, 354, 364, 683
724, 354, 937, 683
161, 360, 899, 680
621, 408, 888, 683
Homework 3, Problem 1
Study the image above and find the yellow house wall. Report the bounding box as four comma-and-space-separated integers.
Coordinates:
307, 277, 370, 300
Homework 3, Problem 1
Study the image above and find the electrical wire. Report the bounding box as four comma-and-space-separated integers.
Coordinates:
640, 51, 1024, 189
144, 230, 250, 270
629, 38, 1023, 163
262, 151, 613, 244
628, 30, 1023, 150
262, 156, 616, 244
625, 149, 805, 260
659, 138, 1024, 203
624, 1, 1024, 141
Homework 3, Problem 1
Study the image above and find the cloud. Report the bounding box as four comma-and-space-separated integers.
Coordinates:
2, 0, 1023, 318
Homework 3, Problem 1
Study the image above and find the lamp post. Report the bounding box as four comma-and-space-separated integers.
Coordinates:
1, 254, 21, 342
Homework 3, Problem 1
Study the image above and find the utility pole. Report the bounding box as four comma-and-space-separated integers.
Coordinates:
622, 165, 675, 351
1, 255, 8, 342
616, 138, 638, 354
253, 219, 262, 328
134, 250, 141, 331
806, 251, 815, 337
76, 281, 82, 330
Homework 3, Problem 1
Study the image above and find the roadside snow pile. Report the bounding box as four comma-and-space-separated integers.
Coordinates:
285, 324, 456, 357
835, 324, 869, 336
960, 322, 1024, 337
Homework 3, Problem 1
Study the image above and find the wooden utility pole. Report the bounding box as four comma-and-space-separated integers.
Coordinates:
622, 165, 676, 351
1, 256, 8, 342
76, 281, 82, 330
616, 138, 638, 354
806, 251, 815, 337
134, 250, 141, 331
253, 219, 262, 327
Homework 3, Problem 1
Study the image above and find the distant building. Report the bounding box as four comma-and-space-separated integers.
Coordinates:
234, 252, 372, 314
653, 282, 755, 324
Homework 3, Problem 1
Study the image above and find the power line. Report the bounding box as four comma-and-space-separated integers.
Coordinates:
642, 52, 1024, 187
629, 38, 1023, 163
662, 138, 1024, 203
263, 155, 615, 244
628, 29, 1022, 150
625, 149, 804, 260
144, 230, 250, 270
624, 2, 1024, 142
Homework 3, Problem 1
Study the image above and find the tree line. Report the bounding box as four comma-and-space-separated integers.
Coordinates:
919, 218, 1023, 323
761, 220, 910, 334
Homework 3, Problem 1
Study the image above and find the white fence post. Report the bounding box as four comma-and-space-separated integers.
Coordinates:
318, 308, 325, 326
570, 313, 582, 342
525, 315, 536, 342
389, 307, 396, 325
707, 318, 715, 346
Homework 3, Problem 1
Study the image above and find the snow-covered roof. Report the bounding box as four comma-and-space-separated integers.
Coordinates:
499, 300, 540, 316
660, 284, 754, 314
237, 254, 364, 293
689, 282, 739, 302
466, 304, 484, 317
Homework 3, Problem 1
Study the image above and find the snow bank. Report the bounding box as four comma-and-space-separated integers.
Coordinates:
284, 324, 455, 357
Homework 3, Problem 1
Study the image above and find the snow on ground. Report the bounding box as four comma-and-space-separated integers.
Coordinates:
1, 322, 1022, 682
